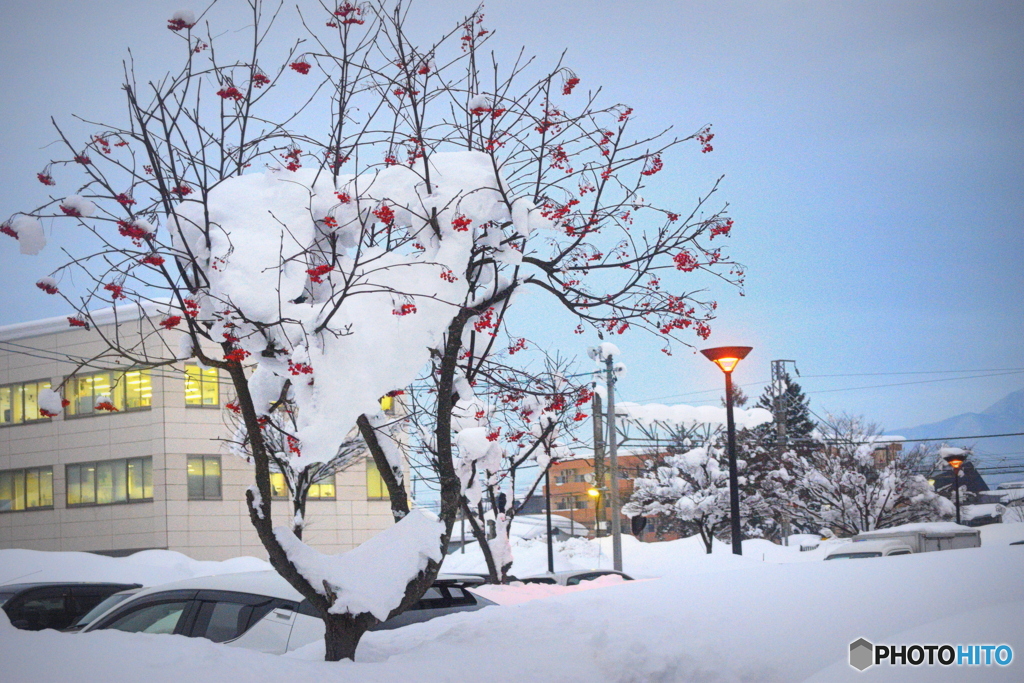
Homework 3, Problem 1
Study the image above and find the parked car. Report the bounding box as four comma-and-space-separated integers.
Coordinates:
824, 524, 982, 560
80, 571, 495, 653
519, 570, 633, 586
824, 539, 914, 560
0, 582, 141, 631
64, 587, 143, 632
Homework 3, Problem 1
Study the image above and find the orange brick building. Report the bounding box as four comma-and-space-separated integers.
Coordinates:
543, 454, 648, 535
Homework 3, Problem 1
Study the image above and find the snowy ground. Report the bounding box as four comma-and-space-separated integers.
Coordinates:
2, 523, 1022, 682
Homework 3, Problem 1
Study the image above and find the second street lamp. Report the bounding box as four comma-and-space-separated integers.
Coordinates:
944, 450, 968, 525
700, 345, 753, 556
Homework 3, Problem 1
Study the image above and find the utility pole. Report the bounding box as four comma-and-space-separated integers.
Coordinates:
592, 388, 606, 537
544, 465, 554, 574
771, 360, 798, 545
605, 355, 622, 572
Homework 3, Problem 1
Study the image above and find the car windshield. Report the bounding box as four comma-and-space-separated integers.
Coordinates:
0, 591, 16, 607
825, 552, 883, 560
72, 590, 139, 629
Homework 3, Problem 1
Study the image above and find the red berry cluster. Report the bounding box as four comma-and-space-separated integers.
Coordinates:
383, 153, 398, 166
452, 214, 472, 232
697, 126, 714, 153
183, 299, 200, 318
617, 107, 633, 122
373, 204, 395, 226
290, 61, 312, 75
393, 303, 417, 316
253, 73, 270, 88
36, 280, 59, 295
473, 307, 496, 333
307, 264, 333, 283
167, 17, 195, 31
440, 269, 458, 283
335, 192, 351, 204
289, 361, 314, 376
563, 77, 580, 95
142, 255, 165, 266
95, 401, 119, 412
486, 428, 501, 442
68, 317, 88, 328
217, 87, 244, 101
37, 172, 55, 186
60, 204, 82, 217
673, 250, 698, 272
224, 348, 250, 363
103, 282, 126, 300
160, 315, 182, 330
225, 401, 241, 414
333, 3, 365, 24
74, 155, 91, 165
709, 218, 733, 239
172, 184, 193, 197
115, 193, 136, 206
281, 148, 302, 172
550, 145, 573, 173
640, 155, 663, 176
287, 435, 302, 455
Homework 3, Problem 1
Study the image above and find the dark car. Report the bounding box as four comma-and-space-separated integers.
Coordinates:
0, 582, 141, 631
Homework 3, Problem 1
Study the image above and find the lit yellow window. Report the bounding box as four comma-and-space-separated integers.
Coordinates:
270, 472, 289, 499
184, 365, 219, 406
308, 474, 335, 500
66, 370, 150, 416
0, 380, 52, 425
366, 458, 390, 500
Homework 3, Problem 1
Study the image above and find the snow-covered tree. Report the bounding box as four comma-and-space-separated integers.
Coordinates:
8, 1, 744, 660
625, 446, 763, 553
784, 414, 953, 537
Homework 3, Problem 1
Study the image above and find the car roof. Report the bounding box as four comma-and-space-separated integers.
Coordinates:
109, 571, 485, 603
121, 571, 304, 603
0, 582, 138, 592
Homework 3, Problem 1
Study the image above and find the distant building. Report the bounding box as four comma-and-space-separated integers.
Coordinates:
0, 308, 397, 560
542, 454, 648, 535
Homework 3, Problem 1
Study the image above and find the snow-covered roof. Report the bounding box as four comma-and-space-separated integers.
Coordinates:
0, 300, 166, 342
855, 522, 976, 536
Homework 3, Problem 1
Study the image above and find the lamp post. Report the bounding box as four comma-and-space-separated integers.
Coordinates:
544, 465, 555, 573
700, 345, 753, 555
944, 451, 967, 524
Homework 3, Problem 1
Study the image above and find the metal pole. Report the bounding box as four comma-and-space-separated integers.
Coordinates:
460, 515, 465, 554
725, 371, 743, 555
592, 390, 606, 538
953, 467, 961, 524
606, 356, 622, 572
545, 466, 554, 573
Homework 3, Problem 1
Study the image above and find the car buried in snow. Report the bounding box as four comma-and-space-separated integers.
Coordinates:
0, 582, 142, 632
79, 571, 495, 653
518, 569, 634, 586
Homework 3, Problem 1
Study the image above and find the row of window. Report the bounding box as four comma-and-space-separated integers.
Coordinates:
1, 457, 390, 511
0, 365, 221, 427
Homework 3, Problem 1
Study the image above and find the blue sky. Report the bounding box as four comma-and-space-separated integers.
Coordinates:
1, 0, 1022, 437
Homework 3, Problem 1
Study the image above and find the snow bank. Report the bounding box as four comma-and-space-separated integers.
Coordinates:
3, 530, 1021, 682
274, 508, 444, 620
0, 548, 269, 586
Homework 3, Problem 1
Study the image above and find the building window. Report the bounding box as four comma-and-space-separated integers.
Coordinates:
0, 467, 54, 512
66, 457, 153, 506
187, 455, 222, 500
0, 380, 52, 426
308, 473, 336, 500
65, 369, 152, 416
269, 472, 336, 500
184, 365, 219, 406
366, 458, 390, 500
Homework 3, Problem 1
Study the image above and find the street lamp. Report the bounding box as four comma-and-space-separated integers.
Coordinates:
701, 345, 753, 555
944, 451, 967, 524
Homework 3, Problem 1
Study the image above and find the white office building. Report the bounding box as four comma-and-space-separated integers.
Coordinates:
0, 309, 397, 560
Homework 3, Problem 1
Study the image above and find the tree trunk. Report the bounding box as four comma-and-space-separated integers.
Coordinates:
323, 613, 371, 662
